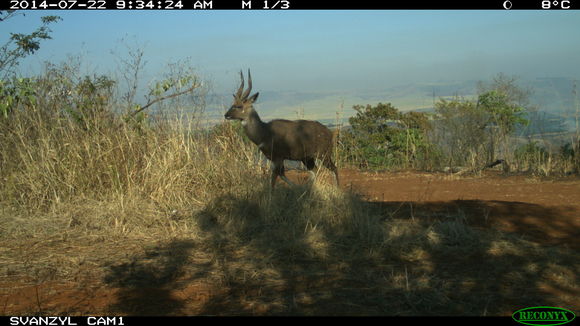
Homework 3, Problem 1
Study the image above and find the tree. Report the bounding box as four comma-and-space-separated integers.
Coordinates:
0, 11, 61, 78
341, 102, 435, 169
0, 11, 61, 117
433, 96, 490, 168
477, 74, 530, 170
432, 74, 531, 172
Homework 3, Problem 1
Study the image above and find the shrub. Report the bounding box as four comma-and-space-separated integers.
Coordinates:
339, 102, 437, 170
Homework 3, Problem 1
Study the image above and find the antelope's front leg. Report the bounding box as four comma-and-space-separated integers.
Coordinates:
271, 160, 294, 188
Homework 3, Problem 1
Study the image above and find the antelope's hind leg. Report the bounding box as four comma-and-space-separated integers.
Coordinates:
322, 158, 339, 186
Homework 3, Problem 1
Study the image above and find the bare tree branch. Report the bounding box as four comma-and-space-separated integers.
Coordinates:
128, 83, 201, 118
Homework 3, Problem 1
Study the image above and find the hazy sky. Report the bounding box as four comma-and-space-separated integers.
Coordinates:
3, 10, 580, 95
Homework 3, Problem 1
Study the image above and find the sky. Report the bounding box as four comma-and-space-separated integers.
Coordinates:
2, 10, 580, 115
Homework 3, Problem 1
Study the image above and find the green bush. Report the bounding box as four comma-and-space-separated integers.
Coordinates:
339, 102, 438, 170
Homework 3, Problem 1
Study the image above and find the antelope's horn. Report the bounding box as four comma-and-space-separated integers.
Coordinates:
242, 69, 252, 99
235, 70, 244, 98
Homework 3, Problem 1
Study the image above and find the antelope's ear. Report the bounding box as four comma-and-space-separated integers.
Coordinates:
248, 92, 259, 103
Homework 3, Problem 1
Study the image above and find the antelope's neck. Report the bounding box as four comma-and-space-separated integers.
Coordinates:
243, 109, 269, 146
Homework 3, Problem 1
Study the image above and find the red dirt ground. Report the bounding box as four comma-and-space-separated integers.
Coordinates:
332, 169, 580, 251
3, 170, 579, 315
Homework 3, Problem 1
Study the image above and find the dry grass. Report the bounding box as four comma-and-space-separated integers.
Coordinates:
0, 84, 578, 316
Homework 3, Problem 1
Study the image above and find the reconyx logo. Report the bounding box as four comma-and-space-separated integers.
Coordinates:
512, 307, 576, 326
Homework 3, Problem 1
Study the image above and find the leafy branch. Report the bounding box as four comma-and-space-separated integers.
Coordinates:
127, 76, 202, 119
0, 12, 61, 78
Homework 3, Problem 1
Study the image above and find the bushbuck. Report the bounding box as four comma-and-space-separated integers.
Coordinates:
224, 70, 339, 188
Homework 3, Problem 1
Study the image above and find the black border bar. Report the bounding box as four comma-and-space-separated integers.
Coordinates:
0, 316, 524, 326
3, 0, 580, 10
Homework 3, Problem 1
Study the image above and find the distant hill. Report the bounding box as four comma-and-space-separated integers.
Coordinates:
518, 110, 572, 136
204, 77, 578, 129
527, 77, 578, 114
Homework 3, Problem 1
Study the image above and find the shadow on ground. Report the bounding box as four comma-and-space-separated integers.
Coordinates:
103, 185, 579, 315
370, 199, 580, 251
103, 240, 197, 315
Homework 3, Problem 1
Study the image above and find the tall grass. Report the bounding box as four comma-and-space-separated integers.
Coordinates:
0, 106, 261, 233
0, 66, 382, 247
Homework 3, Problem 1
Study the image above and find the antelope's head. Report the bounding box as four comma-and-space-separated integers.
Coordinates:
224, 69, 259, 121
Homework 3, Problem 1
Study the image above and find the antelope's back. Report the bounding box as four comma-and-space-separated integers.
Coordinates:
268, 119, 334, 160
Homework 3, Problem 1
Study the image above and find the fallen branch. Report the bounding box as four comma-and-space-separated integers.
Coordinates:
444, 159, 506, 175
485, 159, 505, 168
